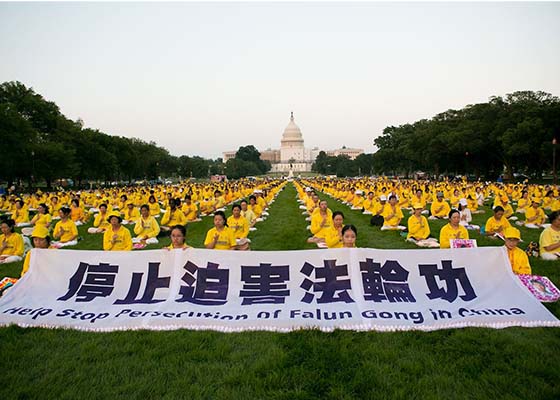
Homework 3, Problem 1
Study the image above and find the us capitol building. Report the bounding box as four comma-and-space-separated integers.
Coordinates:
223, 112, 363, 173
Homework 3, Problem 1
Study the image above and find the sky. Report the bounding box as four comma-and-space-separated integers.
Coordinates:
1, 1, 559, 159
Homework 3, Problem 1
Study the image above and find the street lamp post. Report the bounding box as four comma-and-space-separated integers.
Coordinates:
553, 138, 557, 185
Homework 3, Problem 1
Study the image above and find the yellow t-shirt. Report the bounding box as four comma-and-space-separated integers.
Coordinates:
227, 215, 249, 239
382, 205, 404, 226
430, 200, 450, 218
133, 216, 160, 239
485, 216, 511, 234
407, 215, 430, 240
439, 224, 469, 249
204, 227, 236, 250
103, 226, 132, 251
310, 211, 333, 238
324, 226, 343, 248
0, 232, 24, 257
53, 219, 78, 243
506, 247, 531, 275
539, 227, 560, 255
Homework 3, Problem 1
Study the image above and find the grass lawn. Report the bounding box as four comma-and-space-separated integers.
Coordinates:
0, 183, 559, 399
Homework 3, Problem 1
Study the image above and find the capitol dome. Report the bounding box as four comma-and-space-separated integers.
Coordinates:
281, 112, 304, 142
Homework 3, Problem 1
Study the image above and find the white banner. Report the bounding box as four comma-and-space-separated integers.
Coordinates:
0, 247, 558, 332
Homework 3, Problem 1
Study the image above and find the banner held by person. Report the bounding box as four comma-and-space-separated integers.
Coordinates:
0, 247, 558, 332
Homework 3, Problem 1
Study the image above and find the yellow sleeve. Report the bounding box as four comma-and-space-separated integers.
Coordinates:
513, 249, 531, 275
123, 228, 132, 251
310, 214, 323, 235
161, 210, 170, 226
228, 229, 237, 247
439, 226, 451, 249
103, 230, 113, 250
150, 217, 160, 238
133, 220, 143, 235
240, 217, 249, 238
21, 251, 31, 277
204, 229, 215, 246
325, 227, 342, 248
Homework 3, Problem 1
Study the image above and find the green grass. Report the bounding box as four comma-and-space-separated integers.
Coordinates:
0, 183, 559, 400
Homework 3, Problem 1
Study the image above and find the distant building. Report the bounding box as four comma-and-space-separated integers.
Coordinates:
222, 112, 364, 174
326, 147, 364, 160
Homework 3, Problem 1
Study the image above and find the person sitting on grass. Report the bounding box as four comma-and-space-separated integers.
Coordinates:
484, 206, 511, 239
133, 204, 160, 245
122, 202, 140, 225
381, 195, 406, 231
240, 199, 257, 231
503, 227, 531, 275
539, 211, 560, 260
160, 198, 187, 233
0, 218, 24, 264
204, 211, 237, 250
70, 198, 88, 226
227, 204, 250, 250
20, 225, 52, 277
22, 203, 52, 236
164, 225, 190, 250
325, 211, 345, 248
103, 213, 132, 251
341, 224, 358, 248
13, 199, 31, 227
88, 203, 111, 234
522, 199, 547, 229
407, 203, 439, 248
439, 209, 469, 249
458, 198, 480, 230
429, 192, 450, 220
307, 200, 333, 245
52, 207, 79, 248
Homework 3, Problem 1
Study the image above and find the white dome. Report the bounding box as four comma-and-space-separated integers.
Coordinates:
282, 112, 303, 141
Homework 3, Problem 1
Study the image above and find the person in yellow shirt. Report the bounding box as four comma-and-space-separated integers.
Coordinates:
22, 203, 52, 236
133, 205, 160, 245
0, 219, 24, 264
87, 204, 111, 234
123, 202, 141, 225
407, 204, 439, 247
160, 199, 187, 232
351, 190, 364, 210
70, 199, 89, 226
523, 199, 547, 229
248, 195, 264, 221
484, 206, 512, 238
240, 199, 257, 230
308, 200, 333, 244
227, 204, 250, 250
429, 192, 450, 220
362, 192, 376, 214
516, 190, 530, 214
103, 213, 132, 251
164, 225, 190, 250
439, 209, 469, 249
325, 211, 345, 248
182, 195, 200, 222
503, 227, 531, 275
52, 207, 79, 248
148, 195, 161, 217
21, 225, 52, 277
204, 211, 237, 250
13, 199, 31, 228
539, 211, 560, 260
381, 195, 405, 231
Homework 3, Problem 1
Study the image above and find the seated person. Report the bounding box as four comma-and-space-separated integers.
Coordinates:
504, 227, 531, 275
160, 199, 187, 232
381, 195, 406, 231
13, 199, 31, 227
204, 211, 237, 250
307, 200, 333, 244
182, 195, 200, 222
407, 204, 439, 247
227, 204, 250, 250
539, 211, 560, 260
523, 199, 547, 229
88, 203, 111, 234
122, 202, 141, 225
0, 219, 24, 264
164, 225, 190, 250
133, 205, 160, 245
103, 213, 132, 251
325, 211, 345, 249
439, 209, 469, 249
484, 206, 511, 238
21, 225, 52, 277
52, 207, 79, 248
429, 192, 450, 220
240, 199, 257, 230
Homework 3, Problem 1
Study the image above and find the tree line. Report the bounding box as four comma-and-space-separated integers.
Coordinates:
0, 81, 229, 188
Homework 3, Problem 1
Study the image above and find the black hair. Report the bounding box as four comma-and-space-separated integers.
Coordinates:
170, 224, 187, 238
342, 224, 357, 236
232, 204, 241, 211
39, 203, 49, 214
140, 204, 149, 211
332, 211, 345, 220
448, 209, 460, 219
1, 218, 16, 233
549, 211, 560, 224
493, 206, 504, 213
59, 206, 71, 216
214, 210, 227, 226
